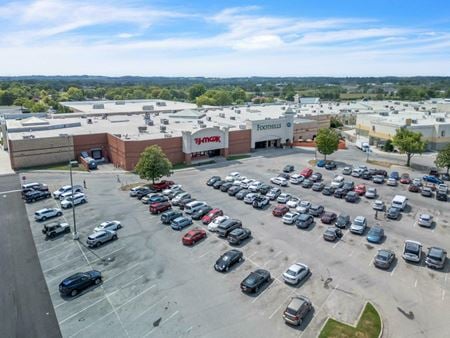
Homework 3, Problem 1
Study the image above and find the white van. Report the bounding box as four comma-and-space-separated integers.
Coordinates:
391, 195, 407, 211
184, 201, 207, 214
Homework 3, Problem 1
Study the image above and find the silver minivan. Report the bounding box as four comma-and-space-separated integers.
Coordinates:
184, 201, 207, 214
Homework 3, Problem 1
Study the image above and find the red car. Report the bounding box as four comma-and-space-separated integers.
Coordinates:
355, 184, 366, 195
149, 201, 172, 214
201, 208, 223, 225
300, 168, 313, 178
182, 228, 206, 246
272, 205, 289, 217
152, 180, 175, 191
408, 184, 420, 192
321, 212, 337, 224
400, 174, 411, 184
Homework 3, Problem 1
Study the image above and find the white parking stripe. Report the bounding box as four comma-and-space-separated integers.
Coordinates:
0, 189, 22, 194
442, 290, 446, 301
37, 240, 73, 254
59, 297, 106, 324
268, 303, 284, 319
143, 310, 179, 337
132, 296, 168, 323
198, 250, 211, 258
390, 265, 397, 276
103, 262, 141, 283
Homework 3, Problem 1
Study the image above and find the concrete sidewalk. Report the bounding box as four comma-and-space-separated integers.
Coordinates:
0, 149, 14, 175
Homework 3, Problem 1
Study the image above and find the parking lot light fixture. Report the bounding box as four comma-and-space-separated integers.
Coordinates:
69, 160, 79, 240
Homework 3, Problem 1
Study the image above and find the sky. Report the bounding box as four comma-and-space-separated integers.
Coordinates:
0, 0, 450, 77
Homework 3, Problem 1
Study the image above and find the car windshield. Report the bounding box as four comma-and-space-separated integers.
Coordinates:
286, 269, 297, 276
420, 215, 431, 221
377, 252, 389, 261
405, 243, 420, 254
428, 248, 443, 260
300, 201, 309, 207
354, 218, 365, 226
222, 256, 230, 261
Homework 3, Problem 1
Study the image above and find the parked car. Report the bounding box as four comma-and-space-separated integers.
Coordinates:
286, 196, 300, 208
386, 206, 400, 220
323, 227, 343, 241
168, 189, 185, 200
283, 296, 313, 326
244, 193, 258, 204
202, 208, 223, 224
22, 182, 48, 196
295, 214, 314, 229
59, 270, 102, 297
217, 219, 242, 237
54, 185, 83, 199
171, 216, 193, 230
372, 175, 385, 184
182, 228, 206, 245
355, 184, 366, 196
412, 178, 422, 186
266, 188, 281, 200
372, 200, 385, 211
145, 194, 169, 205
206, 176, 221, 186
192, 206, 213, 220
425, 247, 447, 269
236, 189, 251, 200
361, 171, 373, 180
322, 186, 335, 196
214, 249, 243, 272
423, 175, 443, 185
277, 193, 291, 203
350, 216, 367, 235
365, 187, 377, 199
278, 173, 290, 180
171, 192, 191, 206
312, 182, 325, 191
421, 187, 433, 197
325, 161, 337, 170
161, 210, 183, 225
402, 240, 422, 263
42, 221, 70, 238
86, 230, 117, 247
342, 181, 355, 191
283, 212, 300, 225
273, 205, 290, 217
179, 197, 195, 210
220, 182, 234, 192
289, 174, 304, 184
296, 201, 311, 214
149, 201, 172, 214
152, 180, 174, 191
374, 249, 395, 269
225, 172, 241, 182
240, 269, 271, 294
335, 214, 350, 229
367, 226, 384, 243
390, 171, 400, 180
94, 220, 122, 232
135, 187, 157, 199
400, 173, 411, 184
330, 175, 344, 188
259, 184, 272, 195
24, 190, 51, 203
387, 178, 398, 187
310, 172, 322, 182
438, 184, 448, 194
213, 180, 226, 189
240, 178, 255, 189
437, 191, 448, 201
442, 173, 450, 181
208, 215, 229, 232
271, 177, 288, 186
61, 193, 87, 209
418, 214, 433, 228
301, 179, 313, 189
227, 228, 251, 245
248, 181, 263, 192
342, 166, 352, 175
253, 196, 270, 209
333, 188, 347, 199
345, 191, 359, 203
282, 263, 310, 285
283, 164, 295, 173
408, 184, 420, 193
316, 159, 326, 167
34, 208, 62, 221
321, 212, 337, 224
309, 204, 324, 217
300, 168, 313, 178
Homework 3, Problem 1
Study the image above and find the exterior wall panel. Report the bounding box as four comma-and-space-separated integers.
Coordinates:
228, 129, 251, 155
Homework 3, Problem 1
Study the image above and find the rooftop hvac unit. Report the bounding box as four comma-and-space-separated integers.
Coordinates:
206, 116, 212, 121
142, 105, 154, 111
23, 135, 35, 139
154, 112, 160, 116
411, 119, 418, 124
199, 123, 206, 128
92, 103, 104, 109
138, 126, 147, 133
265, 117, 271, 120
113, 134, 121, 138
219, 113, 225, 118
239, 124, 246, 130
436, 117, 445, 122
115, 101, 125, 105
160, 125, 167, 132
230, 116, 236, 120
379, 112, 389, 116
59, 133, 69, 137
146, 119, 154, 126
156, 101, 167, 106
235, 109, 241, 114
197, 119, 203, 124
392, 110, 398, 114
164, 134, 172, 138
160, 118, 169, 125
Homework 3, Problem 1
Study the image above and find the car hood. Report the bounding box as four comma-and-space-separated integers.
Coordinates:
351, 224, 364, 230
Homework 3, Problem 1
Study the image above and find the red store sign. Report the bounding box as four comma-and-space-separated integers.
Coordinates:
194, 136, 221, 145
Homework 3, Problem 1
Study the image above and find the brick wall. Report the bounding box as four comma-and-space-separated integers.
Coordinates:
72, 133, 108, 160
228, 129, 251, 155
106, 134, 127, 168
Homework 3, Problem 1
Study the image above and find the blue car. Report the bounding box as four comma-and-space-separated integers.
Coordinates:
170, 216, 193, 230
389, 171, 400, 180
317, 160, 326, 167
423, 175, 443, 185
367, 226, 384, 243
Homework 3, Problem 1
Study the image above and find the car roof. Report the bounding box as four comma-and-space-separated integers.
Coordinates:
288, 296, 308, 310
288, 263, 306, 272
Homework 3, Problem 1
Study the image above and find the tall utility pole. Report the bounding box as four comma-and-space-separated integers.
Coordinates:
69, 160, 79, 240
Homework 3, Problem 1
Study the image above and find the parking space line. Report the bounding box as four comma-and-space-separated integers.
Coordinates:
89, 246, 125, 264
132, 296, 168, 323
36, 240, 73, 254
59, 297, 107, 324
414, 279, 418, 288
0, 189, 22, 194
247, 251, 258, 259
143, 310, 179, 337
198, 250, 211, 258
442, 290, 446, 301
107, 275, 146, 295
348, 249, 354, 257
268, 303, 284, 319
390, 265, 397, 276
104, 262, 142, 283
251, 283, 279, 304
43, 256, 83, 273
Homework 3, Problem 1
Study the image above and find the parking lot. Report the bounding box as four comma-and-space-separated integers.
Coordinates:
24, 147, 450, 338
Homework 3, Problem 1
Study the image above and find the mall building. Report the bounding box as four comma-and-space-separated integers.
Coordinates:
2, 100, 330, 170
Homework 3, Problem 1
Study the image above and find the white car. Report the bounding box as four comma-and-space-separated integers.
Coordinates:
94, 220, 122, 232
162, 185, 182, 196
365, 187, 377, 199
172, 192, 191, 205
330, 175, 345, 188
412, 178, 422, 186
287, 196, 301, 208
417, 214, 433, 228
438, 184, 448, 194
387, 178, 398, 186
282, 212, 300, 224
271, 177, 288, 186
248, 181, 263, 192
372, 200, 385, 211
350, 216, 367, 235
225, 172, 241, 182
53, 185, 83, 199
277, 193, 291, 203
296, 201, 311, 214
244, 193, 258, 204
289, 174, 304, 184
34, 208, 62, 221
208, 215, 229, 232
232, 179, 243, 186
402, 240, 422, 262
240, 178, 255, 189
61, 193, 87, 209
282, 263, 310, 285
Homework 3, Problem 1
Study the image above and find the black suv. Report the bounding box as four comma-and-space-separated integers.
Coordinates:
25, 190, 51, 203
59, 270, 102, 297
228, 185, 243, 196
342, 181, 355, 191
335, 214, 351, 229
227, 228, 251, 245
192, 206, 213, 220
207, 176, 221, 186
217, 219, 242, 237
136, 187, 157, 199
436, 191, 448, 201
283, 165, 295, 173
333, 188, 348, 199
361, 171, 373, 180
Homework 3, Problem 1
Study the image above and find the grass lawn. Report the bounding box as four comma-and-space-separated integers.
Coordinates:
226, 154, 251, 161
319, 303, 382, 338
21, 163, 87, 172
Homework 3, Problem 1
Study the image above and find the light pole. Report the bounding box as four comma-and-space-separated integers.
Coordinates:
69, 160, 79, 240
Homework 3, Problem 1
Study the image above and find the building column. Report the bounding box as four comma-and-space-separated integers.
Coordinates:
184, 153, 192, 164
221, 148, 229, 157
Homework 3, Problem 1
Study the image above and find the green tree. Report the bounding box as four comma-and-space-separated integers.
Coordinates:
66, 87, 84, 101
315, 128, 340, 161
135, 145, 172, 184
435, 144, 450, 174
392, 128, 427, 167
188, 84, 206, 101
383, 139, 394, 152
330, 117, 343, 128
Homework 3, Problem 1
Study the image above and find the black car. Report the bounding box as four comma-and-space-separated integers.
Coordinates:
322, 186, 335, 196
253, 196, 270, 209
325, 161, 337, 170
213, 180, 226, 189
309, 204, 324, 217
342, 181, 355, 191
241, 269, 271, 293
160, 210, 183, 224
361, 171, 373, 180
312, 182, 325, 191
227, 228, 251, 245
374, 169, 388, 177
436, 191, 448, 201
59, 270, 102, 297
179, 198, 195, 210
283, 165, 295, 173
295, 214, 314, 229
387, 206, 400, 220
228, 185, 243, 196
301, 179, 313, 189
345, 191, 359, 203
207, 176, 221, 186
136, 187, 157, 199
278, 173, 291, 180
217, 219, 242, 237
335, 214, 351, 229
333, 188, 347, 199
236, 189, 251, 200
220, 182, 233, 192
192, 206, 213, 220
259, 184, 272, 195
24, 190, 51, 203
214, 249, 243, 272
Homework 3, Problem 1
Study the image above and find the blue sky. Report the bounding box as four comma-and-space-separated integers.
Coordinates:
0, 0, 449, 76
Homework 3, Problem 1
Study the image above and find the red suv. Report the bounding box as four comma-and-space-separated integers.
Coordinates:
182, 228, 207, 246
300, 168, 313, 178
152, 180, 175, 191
201, 208, 223, 225
272, 205, 289, 217
355, 184, 366, 195
149, 201, 172, 214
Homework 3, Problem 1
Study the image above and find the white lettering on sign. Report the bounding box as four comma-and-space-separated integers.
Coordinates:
256, 123, 281, 131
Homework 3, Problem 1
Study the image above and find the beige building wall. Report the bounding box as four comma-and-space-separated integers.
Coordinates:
9, 136, 74, 169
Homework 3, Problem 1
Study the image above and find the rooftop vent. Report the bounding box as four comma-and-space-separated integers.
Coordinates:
411, 119, 418, 124
230, 116, 236, 120
115, 101, 125, 105
59, 133, 69, 137
156, 101, 167, 107
92, 103, 104, 109
160, 118, 169, 125
239, 124, 246, 130
206, 116, 212, 121
23, 135, 35, 139
160, 125, 166, 132
235, 109, 241, 114
219, 113, 225, 118
436, 117, 445, 122
138, 126, 147, 133
142, 105, 154, 111
164, 134, 172, 138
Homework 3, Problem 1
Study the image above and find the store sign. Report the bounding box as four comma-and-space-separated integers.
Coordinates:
194, 136, 221, 145
256, 123, 282, 131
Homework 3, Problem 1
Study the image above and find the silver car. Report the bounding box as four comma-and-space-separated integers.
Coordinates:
277, 193, 291, 203
350, 216, 367, 235
365, 187, 377, 199
282, 263, 310, 285
417, 214, 433, 228
402, 240, 422, 263
86, 230, 118, 247
94, 220, 122, 232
